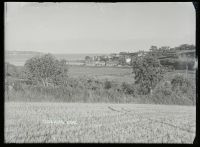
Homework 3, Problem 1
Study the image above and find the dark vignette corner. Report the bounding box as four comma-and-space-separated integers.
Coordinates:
193, 1, 199, 145
1, 1, 198, 145
1, 1, 5, 145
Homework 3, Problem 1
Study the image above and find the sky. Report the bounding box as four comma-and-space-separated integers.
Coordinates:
5, 2, 196, 54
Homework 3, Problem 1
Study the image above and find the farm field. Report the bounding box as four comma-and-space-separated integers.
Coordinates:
5, 102, 196, 143
6, 64, 196, 84
68, 65, 135, 83
67, 65, 196, 84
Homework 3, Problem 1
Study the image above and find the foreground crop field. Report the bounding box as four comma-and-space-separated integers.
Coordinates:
5, 103, 195, 143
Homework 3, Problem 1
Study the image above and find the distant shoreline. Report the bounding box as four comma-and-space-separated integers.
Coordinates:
5, 51, 110, 66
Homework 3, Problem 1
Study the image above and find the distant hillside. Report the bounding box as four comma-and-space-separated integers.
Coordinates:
6, 50, 44, 55
5, 51, 44, 66
5, 51, 106, 66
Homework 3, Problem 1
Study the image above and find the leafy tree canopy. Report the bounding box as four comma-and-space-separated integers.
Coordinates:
24, 54, 68, 86
132, 55, 165, 94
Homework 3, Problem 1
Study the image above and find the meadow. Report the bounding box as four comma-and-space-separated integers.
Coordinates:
68, 65, 135, 83
68, 65, 196, 84
5, 102, 196, 143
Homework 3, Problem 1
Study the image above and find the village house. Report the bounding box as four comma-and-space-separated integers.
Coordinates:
84, 50, 151, 67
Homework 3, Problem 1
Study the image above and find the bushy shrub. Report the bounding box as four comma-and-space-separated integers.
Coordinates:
12, 81, 24, 92
151, 80, 194, 105
150, 73, 196, 105
104, 80, 112, 89
171, 74, 192, 92
151, 81, 173, 104
7, 70, 195, 105
171, 74, 195, 104
121, 82, 136, 95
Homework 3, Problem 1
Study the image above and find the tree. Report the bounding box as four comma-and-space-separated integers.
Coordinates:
100, 56, 109, 66
179, 44, 195, 50
149, 46, 159, 57
174, 44, 195, 51
51, 59, 68, 86
149, 45, 158, 51
132, 55, 165, 95
24, 54, 68, 87
85, 56, 92, 62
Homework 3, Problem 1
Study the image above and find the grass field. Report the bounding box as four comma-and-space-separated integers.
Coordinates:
7, 64, 196, 84
68, 65, 135, 83
68, 65, 196, 84
5, 102, 196, 143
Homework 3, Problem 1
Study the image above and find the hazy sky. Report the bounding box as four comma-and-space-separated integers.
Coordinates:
5, 2, 195, 54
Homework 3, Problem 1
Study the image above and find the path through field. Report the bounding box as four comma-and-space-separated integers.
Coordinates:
5, 102, 196, 143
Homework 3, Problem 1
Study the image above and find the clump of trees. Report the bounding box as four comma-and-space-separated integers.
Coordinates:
100, 56, 109, 66
132, 55, 165, 95
149, 44, 195, 53
23, 54, 68, 87
174, 44, 195, 51
85, 56, 92, 63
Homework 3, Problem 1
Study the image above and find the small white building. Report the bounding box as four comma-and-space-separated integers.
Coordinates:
125, 58, 131, 64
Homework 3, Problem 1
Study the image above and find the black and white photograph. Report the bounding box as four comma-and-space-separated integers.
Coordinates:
4, 2, 196, 143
